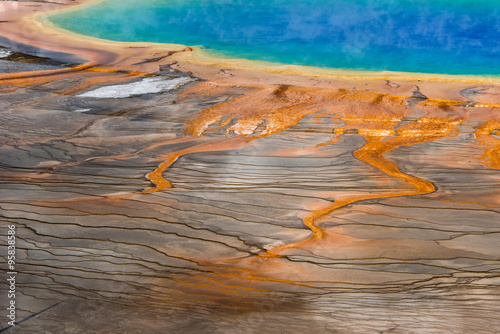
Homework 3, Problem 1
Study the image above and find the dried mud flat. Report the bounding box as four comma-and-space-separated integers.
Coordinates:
1, 1, 500, 333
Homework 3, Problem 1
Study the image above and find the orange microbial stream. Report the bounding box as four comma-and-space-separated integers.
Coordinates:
2, 35, 498, 279
150, 83, 487, 259
3, 1, 500, 326
144, 84, 331, 193
143, 136, 251, 193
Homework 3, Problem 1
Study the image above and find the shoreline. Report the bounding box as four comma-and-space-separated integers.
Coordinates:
1, 0, 499, 102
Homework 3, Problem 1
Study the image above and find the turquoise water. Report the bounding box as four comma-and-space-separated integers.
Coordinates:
49, 0, 500, 76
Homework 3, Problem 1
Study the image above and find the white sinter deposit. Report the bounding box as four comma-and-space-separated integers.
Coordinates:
77, 77, 195, 98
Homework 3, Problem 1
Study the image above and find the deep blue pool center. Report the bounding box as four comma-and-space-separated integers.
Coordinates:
49, 0, 500, 75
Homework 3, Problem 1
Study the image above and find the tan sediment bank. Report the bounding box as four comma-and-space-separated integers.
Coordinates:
1, 0, 500, 102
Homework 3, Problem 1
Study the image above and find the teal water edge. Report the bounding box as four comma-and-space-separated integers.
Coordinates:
49, 0, 500, 76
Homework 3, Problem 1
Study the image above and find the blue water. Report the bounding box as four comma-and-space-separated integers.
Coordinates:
49, 0, 500, 76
